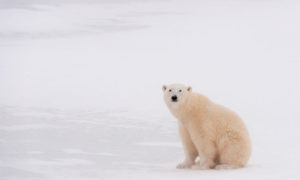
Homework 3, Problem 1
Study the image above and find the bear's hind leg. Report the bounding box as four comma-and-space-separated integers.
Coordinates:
217, 133, 251, 169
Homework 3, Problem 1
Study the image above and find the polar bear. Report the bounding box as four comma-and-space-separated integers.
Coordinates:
162, 83, 251, 170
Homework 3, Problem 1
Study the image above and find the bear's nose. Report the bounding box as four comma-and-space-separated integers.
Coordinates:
171, 95, 178, 101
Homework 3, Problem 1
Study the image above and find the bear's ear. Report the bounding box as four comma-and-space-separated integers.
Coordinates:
162, 85, 167, 91
187, 86, 192, 92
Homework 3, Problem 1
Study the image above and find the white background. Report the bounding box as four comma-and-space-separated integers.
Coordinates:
0, 0, 300, 179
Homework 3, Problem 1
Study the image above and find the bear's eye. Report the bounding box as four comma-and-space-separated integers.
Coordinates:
169, 89, 172, 92
179, 89, 182, 92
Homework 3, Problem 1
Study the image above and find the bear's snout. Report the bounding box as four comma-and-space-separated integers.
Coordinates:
171, 95, 178, 102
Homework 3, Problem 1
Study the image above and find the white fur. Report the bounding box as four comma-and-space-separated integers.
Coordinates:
163, 84, 251, 170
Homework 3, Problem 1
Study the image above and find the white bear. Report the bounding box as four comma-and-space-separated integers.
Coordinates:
162, 83, 251, 170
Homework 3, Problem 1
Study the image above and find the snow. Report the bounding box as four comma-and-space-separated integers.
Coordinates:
1, 0, 300, 179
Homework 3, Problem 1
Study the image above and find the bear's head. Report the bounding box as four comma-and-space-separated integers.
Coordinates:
162, 84, 192, 109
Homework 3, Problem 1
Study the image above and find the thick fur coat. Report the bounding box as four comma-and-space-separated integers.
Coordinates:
163, 84, 251, 170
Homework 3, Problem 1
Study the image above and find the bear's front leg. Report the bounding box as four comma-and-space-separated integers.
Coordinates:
176, 160, 195, 169
191, 138, 217, 170
177, 122, 198, 169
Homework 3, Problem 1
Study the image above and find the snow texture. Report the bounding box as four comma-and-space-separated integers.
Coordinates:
1, 0, 300, 179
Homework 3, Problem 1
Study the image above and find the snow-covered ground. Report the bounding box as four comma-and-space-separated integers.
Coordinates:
1, 0, 300, 179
